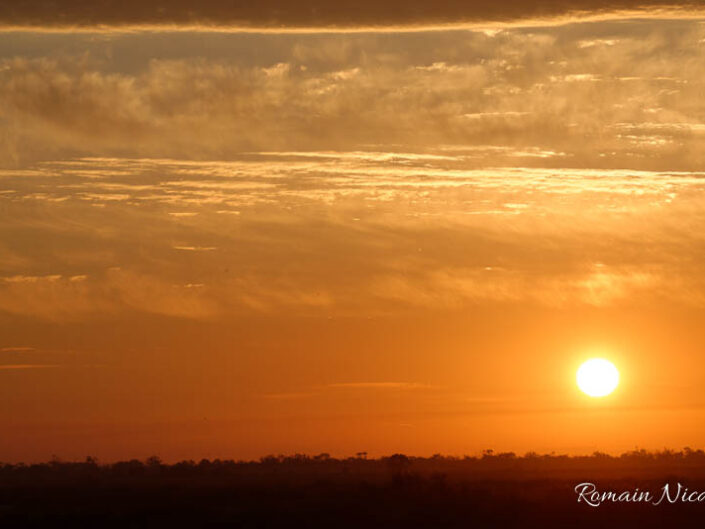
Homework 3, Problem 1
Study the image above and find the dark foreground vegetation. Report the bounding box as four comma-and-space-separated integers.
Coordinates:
2, 449, 705, 528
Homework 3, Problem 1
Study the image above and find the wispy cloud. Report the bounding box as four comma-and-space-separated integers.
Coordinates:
0, 364, 58, 370
3, 275, 62, 283
260, 382, 435, 400
2, 21, 705, 321
1, 0, 703, 30
325, 382, 434, 390
2, 20, 705, 168
172, 246, 217, 252
261, 391, 319, 400
1, 152, 705, 320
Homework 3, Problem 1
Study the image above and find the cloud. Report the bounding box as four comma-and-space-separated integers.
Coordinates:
2, 152, 705, 320
260, 383, 435, 401
261, 391, 318, 400
3, 274, 62, 283
325, 382, 434, 390
172, 246, 216, 251
3, 21, 705, 169
0, 268, 218, 320
0, 1, 703, 30
2, 22, 705, 321
372, 265, 664, 309
0, 364, 58, 370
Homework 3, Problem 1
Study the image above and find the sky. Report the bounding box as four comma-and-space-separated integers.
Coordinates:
2, 4, 705, 462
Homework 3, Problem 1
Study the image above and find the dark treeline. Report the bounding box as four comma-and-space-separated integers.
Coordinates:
2, 449, 705, 528
4, 448, 705, 481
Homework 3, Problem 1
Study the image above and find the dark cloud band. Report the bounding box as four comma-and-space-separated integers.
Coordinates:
0, 1, 702, 29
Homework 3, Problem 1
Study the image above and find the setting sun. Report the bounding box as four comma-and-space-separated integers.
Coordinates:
576, 358, 620, 397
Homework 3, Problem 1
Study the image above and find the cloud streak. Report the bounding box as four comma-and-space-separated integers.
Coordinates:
0, 1, 704, 30
0, 364, 58, 370
1, 154, 705, 320
325, 382, 434, 390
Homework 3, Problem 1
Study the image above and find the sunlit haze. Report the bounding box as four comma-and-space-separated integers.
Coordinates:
2, 6, 705, 462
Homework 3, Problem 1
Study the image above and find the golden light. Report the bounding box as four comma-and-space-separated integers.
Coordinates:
576, 358, 619, 397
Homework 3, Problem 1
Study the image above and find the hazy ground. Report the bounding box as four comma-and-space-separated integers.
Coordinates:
2, 450, 705, 527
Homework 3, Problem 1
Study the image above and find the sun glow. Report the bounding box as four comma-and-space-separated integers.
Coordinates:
576, 358, 619, 397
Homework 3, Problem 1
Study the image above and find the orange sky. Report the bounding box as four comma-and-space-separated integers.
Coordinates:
2, 11, 705, 462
